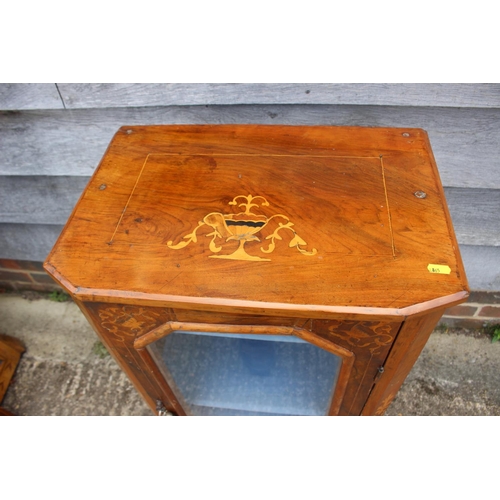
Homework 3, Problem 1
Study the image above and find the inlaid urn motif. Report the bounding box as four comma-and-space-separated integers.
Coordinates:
167, 195, 317, 262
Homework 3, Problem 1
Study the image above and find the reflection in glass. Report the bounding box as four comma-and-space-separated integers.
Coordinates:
149, 331, 342, 416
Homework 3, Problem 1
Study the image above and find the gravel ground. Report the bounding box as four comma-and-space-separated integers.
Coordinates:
1, 293, 499, 416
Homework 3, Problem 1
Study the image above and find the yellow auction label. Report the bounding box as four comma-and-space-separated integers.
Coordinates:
427, 264, 451, 274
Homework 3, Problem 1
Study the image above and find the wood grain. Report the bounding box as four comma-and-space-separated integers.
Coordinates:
2, 83, 499, 111
134, 321, 302, 349
361, 309, 444, 415
2, 176, 498, 246
3, 223, 496, 291
78, 301, 179, 415
1, 105, 499, 189
311, 319, 401, 415
44, 125, 468, 314
0, 110, 480, 416
82, 301, 394, 416
135, 346, 186, 415
57, 84, 500, 109
0, 334, 25, 402
42, 124, 470, 416
0, 83, 63, 110
0, 202, 500, 290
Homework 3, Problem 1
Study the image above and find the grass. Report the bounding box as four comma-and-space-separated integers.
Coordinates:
92, 340, 110, 358
48, 290, 70, 302
484, 323, 500, 343
435, 323, 449, 333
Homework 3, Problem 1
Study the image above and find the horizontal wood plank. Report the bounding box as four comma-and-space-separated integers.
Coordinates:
459, 245, 500, 291
57, 84, 500, 109
1, 177, 498, 247
1, 105, 500, 189
0, 222, 497, 291
0, 84, 63, 110
445, 188, 500, 247
0, 223, 63, 262
0, 176, 89, 224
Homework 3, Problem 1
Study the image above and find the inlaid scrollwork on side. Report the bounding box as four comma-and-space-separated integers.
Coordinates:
372, 393, 395, 416
317, 320, 396, 355
97, 305, 171, 341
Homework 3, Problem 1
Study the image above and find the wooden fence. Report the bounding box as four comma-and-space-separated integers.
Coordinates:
1, 84, 499, 290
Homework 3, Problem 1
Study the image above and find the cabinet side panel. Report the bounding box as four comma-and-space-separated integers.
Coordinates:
361, 309, 444, 415
312, 319, 402, 415
77, 301, 178, 415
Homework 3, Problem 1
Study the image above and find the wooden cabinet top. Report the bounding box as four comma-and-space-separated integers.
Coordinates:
45, 125, 468, 319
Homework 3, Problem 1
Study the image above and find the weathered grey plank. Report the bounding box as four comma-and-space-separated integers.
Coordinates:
1, 177, 498, 246
1, 222, 498, 291
1, 105, 499, 188
0, 176, 89, 224
57, 84, 500, 109
445, 188, 500, 246
460, 245, 500, 291
0, 84, 63, 110
0, 223, 63, 262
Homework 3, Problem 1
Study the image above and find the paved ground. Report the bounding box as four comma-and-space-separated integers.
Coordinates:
1, 292, 499, 416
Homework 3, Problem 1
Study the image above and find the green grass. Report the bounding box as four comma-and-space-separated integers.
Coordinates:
48, 290, 70, 302
435, 323, 449, 333
484, 323, 500, 343
92, 340, 110, 358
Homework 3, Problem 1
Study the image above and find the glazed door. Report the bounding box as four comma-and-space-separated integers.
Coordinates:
134, 322, 354, 416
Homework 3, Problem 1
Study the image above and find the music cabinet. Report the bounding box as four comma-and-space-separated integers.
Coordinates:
44, 125, 469, 416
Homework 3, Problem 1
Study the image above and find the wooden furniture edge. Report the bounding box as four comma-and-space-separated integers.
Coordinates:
421, 130, 469, 291
42, 263, 470, 322
398, 291, 469, 317
0, 334, 26, 355
42, 128, 122, 270
116, 124, 431, 136
0, 334, 25, 404
73, 299, 165, 415
135, 347, 187, 416
362, 282, 469, 415
134, 321, 301, 349
361, 308, 448, 416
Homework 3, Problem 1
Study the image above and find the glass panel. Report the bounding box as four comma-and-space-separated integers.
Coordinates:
148, 331, 342, 416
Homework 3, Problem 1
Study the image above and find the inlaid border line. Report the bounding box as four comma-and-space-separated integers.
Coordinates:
380, 155, 396, 258
110, 153, 389, 243
109, 153, 151, 243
